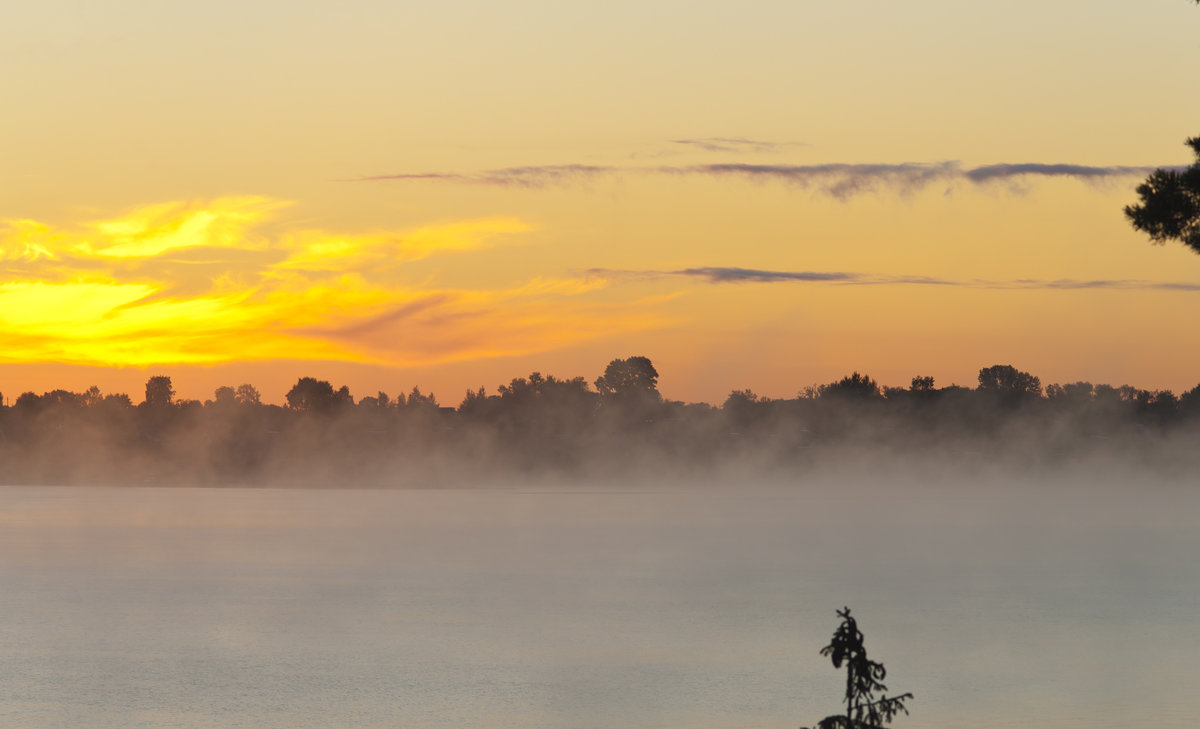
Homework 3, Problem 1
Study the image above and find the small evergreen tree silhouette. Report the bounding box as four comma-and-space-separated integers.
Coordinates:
806, 607, 913, 729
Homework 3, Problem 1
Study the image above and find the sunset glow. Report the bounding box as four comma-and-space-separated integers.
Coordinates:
0, 200, 660, 370
2, 1, 1199, 403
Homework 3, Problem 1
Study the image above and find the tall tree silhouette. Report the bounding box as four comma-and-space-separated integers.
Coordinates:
594, 356, 660, 405
285, 377, 336, 412
234, 384, 262, 406
977, 364, 1041, 403
1125, 136, 1200, 254
808, 607, 912, 729
144, 376, 175, 408
213, 386, 236, 406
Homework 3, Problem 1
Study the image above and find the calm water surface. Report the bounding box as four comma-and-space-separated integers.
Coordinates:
1, 477, 1197, 729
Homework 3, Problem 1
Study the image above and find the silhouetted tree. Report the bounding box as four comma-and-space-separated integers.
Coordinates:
1134, 389, 1179, 426
82, 386, 102, 408
214, 386, 236, 406
480, 373, 597, 456
101, 393, 133, 409
820, 372, 881, 400
722, 388, 764, 425
1125, 136, 1200, 254
14, 354, 1200, 486
497, 373, 538, 402
1179, 384, 1200, 419
285, 377, 336, 412
1089, 383, 1137, 424
358, 391, 392, 409
723, 388, 760, 409
458, 386, 491, 416
595, 356, 661, 406
144, 376, 175, 408
234, 384, 262, 406
405, 386, 438, 409
1046, 381, 1093, 405
977, 364, 1041, 403
42, 389, 84, 409
910, 376, 935, 394
883, 376, 936, 405
807, 607, 912, 729
14, 392, 42, 413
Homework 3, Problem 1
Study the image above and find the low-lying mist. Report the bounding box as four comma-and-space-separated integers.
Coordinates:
4, 358, 1198, 729
3, 361, 1200, 488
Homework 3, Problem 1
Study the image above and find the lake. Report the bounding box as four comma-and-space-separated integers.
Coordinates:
1, 474, 1197, 729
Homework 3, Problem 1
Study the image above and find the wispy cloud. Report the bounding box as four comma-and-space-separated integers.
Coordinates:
962, 163, 1158, 183
588, 266, 1200, 291
305, 280, 677, 363
352, 160, 1164, 198
666, 162, 960, 198
672, 267, 857, 283
351, 165, 617, 187
671, 137, 807, 154
589, 267, 959, 286
1009, 278, 1200, 291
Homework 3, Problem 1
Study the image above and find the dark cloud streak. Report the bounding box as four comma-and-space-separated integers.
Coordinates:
669, 162, 958, 199
671, 137, 806, 154
673, 267, 857, 283
964, 163, 1160, 183
351, 160, 1165, 197
589, 266, 1200, 291
350, 165, 616, 187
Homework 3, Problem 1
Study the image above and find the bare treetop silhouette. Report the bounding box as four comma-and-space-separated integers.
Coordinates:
805, 607, 912, 729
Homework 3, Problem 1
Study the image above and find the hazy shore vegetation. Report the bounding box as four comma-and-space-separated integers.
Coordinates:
3, 357, 1200, 486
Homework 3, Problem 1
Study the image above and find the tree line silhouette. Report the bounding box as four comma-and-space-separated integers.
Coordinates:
3, 356, 1200, 485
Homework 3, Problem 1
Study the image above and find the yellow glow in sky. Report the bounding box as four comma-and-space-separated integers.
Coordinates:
0, 199, 668, 372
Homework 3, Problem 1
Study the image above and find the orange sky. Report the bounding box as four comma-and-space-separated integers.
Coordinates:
2, 1, 1200, 405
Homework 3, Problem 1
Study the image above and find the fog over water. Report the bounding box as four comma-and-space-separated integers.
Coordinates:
1, 472, 1198, 729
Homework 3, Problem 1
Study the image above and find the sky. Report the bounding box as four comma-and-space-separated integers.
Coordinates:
2, 0, 1199, 406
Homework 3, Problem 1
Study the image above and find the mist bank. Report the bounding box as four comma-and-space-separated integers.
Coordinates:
3, 360, 1200, 487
